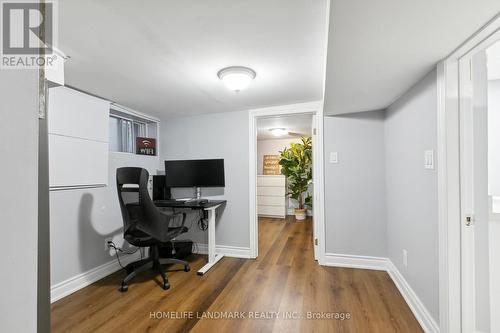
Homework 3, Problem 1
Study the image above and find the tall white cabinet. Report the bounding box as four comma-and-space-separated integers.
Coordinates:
48, 86, 110, 189
257, 175, 287, 218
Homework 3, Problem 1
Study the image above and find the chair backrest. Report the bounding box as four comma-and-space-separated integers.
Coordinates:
116, 167, 173, 241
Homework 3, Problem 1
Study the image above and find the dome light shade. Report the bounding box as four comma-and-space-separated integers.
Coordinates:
217, 66, 256, 92
270, 128, 288, 137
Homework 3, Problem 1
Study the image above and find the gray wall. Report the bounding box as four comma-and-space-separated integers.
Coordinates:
160, 110, 250, 248
324, 111, 387, 257
385, 69, 439, 323
0, 71, 39, 332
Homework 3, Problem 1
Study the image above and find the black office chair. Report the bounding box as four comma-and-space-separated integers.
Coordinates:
116, 167, 190, 292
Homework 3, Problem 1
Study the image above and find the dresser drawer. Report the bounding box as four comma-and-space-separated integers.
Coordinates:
258, 195, 286, 206
257, 186, 286, 197
257, 175, 286, 187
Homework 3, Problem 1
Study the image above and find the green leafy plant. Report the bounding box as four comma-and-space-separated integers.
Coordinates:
279, 137, 312, 210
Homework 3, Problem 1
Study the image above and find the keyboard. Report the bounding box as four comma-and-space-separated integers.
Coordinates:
154, 199, 181, 204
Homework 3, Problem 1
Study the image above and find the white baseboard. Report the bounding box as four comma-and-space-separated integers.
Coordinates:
321, 253, 439, 333
50, 253, 140, 303
193, 243, 252, 259
322, 253, 388, 271
217, 245, 253, 258
386, 260, 439, 333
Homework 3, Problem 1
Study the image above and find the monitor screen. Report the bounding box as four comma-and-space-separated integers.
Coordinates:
164, 159, 225, 188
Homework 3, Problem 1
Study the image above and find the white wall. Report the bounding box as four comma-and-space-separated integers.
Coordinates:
160, 110, 250, 248
385, 69, 439, 323
50, 152, 160, 289
0, 71, 39, 332
323, 111, 387, 257
257, 138, 301, 174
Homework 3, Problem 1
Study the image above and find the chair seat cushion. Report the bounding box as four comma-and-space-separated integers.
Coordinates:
125, 228, 156, 246
125, 226, 189, 246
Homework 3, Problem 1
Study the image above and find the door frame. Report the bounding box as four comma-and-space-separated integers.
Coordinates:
437, 12, 500, 333
248, 101, 325, 263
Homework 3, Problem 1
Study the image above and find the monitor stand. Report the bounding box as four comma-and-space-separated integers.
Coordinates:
194, 186, 201, 200
186, 187, 207, 204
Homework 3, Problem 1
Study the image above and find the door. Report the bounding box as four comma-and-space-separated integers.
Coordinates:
311, 114, 319, 260
459, 42, 500, 333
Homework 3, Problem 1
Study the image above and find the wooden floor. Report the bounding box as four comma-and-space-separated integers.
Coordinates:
51, 217, 423, 333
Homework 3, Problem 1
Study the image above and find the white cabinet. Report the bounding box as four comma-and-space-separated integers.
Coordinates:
48, 86, 110, 189
257, 175, 286, 218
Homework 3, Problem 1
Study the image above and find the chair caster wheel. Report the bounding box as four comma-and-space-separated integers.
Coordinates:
120, 282, 128, 292
162, 282, 170, 290
184, 265, 190, 272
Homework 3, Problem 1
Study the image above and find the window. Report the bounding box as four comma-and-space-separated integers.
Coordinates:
109, 114, 148, 153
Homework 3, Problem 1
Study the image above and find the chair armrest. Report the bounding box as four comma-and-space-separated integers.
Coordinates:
172, 211, 187, 228
159, 210, 185, 227
159, 211, 187, 241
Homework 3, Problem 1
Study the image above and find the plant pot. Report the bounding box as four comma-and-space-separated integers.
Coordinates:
294, 208, 306, 221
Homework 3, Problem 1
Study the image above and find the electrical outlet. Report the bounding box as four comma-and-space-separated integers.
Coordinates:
402, 249, 408, 267
105, 237, 113, 251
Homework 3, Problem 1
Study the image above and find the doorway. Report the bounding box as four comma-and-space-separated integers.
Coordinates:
248, 102, 325, 263
458, 35, 500, 333
437, 16, 500, 332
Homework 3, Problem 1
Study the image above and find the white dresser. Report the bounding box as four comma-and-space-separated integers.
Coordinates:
257, 175, 286, 218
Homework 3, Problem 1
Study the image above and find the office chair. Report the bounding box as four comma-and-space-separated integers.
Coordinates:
116, 167, 190, 292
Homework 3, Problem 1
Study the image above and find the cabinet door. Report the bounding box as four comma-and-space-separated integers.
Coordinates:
48, 86, 110, 189
49, 86, 110, 141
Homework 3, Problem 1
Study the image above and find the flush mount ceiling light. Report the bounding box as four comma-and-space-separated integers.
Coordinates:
270, 128, 288, 137
217, 66, 256, 92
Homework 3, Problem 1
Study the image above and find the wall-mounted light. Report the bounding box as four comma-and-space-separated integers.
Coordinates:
270, 128, 288, 137
217, 66, 256, 92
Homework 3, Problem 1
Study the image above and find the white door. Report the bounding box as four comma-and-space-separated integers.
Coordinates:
459, 42, 500, 333
311, 114, 319, 260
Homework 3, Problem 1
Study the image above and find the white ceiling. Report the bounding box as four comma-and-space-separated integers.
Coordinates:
487, 40, 500, 81
324, 0, 500, 115
58, 0, 327, 118
257, 114, 312, 140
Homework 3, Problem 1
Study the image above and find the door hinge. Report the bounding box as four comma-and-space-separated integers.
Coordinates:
313, 128, 317, 135
465, 214, 474, 226
314, 238, 318, 246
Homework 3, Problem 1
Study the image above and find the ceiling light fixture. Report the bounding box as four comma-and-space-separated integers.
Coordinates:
270, 128, 288, 137
217, 66, 256, 92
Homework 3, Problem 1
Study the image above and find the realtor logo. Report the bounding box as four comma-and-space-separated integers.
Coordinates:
1, 0, 58, 69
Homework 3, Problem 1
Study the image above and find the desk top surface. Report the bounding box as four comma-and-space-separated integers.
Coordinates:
153, 199, 226, 209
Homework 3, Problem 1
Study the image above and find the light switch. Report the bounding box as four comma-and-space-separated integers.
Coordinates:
424, 150, 434, 170
329, 152, 338, 164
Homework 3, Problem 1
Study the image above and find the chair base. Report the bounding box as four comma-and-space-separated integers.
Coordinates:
119, 245, 190, 292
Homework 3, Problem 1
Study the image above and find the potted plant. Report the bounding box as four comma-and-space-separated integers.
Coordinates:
279, 137, 312, 220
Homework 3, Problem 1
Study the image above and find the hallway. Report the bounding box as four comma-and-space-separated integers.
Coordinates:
51, 217, 422, 332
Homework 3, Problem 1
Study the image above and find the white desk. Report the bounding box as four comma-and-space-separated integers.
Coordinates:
154, 199, 226, 275
197, 203, 224, 275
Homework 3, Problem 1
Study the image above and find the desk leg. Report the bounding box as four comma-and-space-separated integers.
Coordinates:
197, 206, 224, 275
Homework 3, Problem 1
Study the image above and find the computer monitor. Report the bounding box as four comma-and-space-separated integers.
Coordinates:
164, 159, 225, 188
152, 175, 171, 200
